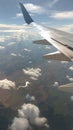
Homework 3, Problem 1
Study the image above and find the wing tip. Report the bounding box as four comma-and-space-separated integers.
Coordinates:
19, 2, 34, 24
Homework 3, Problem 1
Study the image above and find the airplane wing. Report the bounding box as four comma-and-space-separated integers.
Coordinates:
59, 83, 73, 93
20, 3, 73, 62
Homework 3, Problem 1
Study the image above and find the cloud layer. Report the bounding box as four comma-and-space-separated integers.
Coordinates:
51, 11, 73, 19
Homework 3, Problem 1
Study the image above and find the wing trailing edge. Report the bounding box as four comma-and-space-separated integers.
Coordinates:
43, 51, 71, 61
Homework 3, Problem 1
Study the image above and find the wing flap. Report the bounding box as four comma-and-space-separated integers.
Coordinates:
33, 39, 51, 45
43, 51, 71, 61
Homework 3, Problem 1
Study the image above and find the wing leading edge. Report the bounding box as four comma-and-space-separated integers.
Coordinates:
20, 3, 73, 62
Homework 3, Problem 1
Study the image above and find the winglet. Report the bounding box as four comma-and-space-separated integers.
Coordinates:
19, 3, 34, 24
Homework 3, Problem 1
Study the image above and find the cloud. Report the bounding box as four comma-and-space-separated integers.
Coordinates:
23, 68, 41, 80
7, 42, 16, 46
0, 79, 16, 108
0, 79, 15, 90
24, 3, 45, 14
29, 61, 32, 64
58, 24, 73, 33
49, 0, 59, 8
69, 65, 73, 71
24, 48, 31, 52
18, 81, 30, 89
16, 13, 23, 18
51, 11, 73, 19
70, 96, 73, 101
0, 46, 5, 50
10, 53, 17, 57
45, 45, 51, 49
19, 103, 48, 126
25, 94, 35, 102
61, 61, 69, 64
48, 60, 52, 63
0, 24, 39, 43
0, 38, 6, 42
66, 75, 73, 81
53, 81, 59, 87
10, 117, 30, 130
10, 103, 49, 130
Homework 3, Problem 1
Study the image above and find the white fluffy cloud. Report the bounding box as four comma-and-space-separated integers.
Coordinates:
0, 38, 6, 42
24, 48, 31, 52
58, 24, 73, 33
0, 79, 15, 90
51, 11, 73, 19
23, 68, 41, 80
16, 13, 23, 18
53, 81, 59, 87
25, 94, 35, 102
10, 53, 17, 57
0, 46, 5, 50
66, 75, 73, 81
69, 65, 73, 71
10, 103, 48, 130
10, 117, 30, 130
24, 3, 45, 14
70, 96, 73, 101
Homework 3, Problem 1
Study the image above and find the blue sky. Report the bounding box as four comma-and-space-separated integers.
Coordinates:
0, 0, 73, 25
0, 0, 73, 36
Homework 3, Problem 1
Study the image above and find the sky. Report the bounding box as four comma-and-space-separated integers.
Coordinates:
0, 0, 73, 27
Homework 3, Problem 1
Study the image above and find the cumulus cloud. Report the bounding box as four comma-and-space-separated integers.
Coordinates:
0, 46, 5, 50
48, 60, 52, 63
10, 117, 30, 130
23, 68, 41, 80
24, 3, 45, 14
69, 65, 73, 71
58, 24, 73, 33
0, 79, 16, 107
29, 61, 32, 64
53, 81, 59, 87
51, 11, 73, 19
24, 48, 31, 52
16, 13, 23, 18
25, 94, 35, 102
0, 38, 6, 42
66, 75, 73, 81
10, 53, 17, 57
0, 79, 15, 90
70, 96, 73, 101
10, 103, 48, 130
